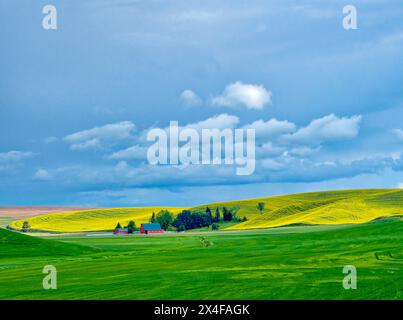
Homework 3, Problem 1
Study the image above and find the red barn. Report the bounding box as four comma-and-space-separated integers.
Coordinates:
114, 227, 128, 235
140, 223, 164, 234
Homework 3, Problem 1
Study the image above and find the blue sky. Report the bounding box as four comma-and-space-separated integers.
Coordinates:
1, 0, 403, 206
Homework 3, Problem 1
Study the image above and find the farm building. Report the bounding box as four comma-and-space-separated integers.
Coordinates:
114, 227, 128, 235
140, 223, 164, 234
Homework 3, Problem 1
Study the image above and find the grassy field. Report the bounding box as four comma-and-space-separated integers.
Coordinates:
0, 217, 402, 299
8, 189, 403, 233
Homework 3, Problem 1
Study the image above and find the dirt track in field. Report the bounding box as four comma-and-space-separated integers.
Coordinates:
0, 207, 101, 219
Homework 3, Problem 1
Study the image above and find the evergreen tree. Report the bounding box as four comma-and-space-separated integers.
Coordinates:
115, 222, 122, 229
214, 207, 220, 222
222, 207, 232, 221
205, 207, 213, 225
150, 212, 156, 223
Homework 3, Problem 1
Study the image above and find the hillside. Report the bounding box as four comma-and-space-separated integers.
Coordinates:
9, 207, 184, 232
0, 228, 97, 258
195, 189, 403, 230
8, 189, 403, 232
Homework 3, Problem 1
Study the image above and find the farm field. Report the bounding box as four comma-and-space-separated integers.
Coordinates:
9, 189, 403, 233
0, 217, 402, 299
0, 206, 101, 219
10, 207, 184, 232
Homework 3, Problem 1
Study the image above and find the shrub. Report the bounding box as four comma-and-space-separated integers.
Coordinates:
200, 236, 213, 247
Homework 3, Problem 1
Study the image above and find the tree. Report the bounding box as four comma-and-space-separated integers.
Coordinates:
222, 207, 232, 221
22, 221, 30, 232
205, 207, 213, 225
173, 210, 213, 231
211, 223, 219, 231
214, 208, 220, 222
257, 202, 265, 214
115, 222, 122, 229
150, 212, 156, 223
243, 216, 248, 222
172, 210, 192, 230
156, 210, 174, 230
127, 220, 136, 234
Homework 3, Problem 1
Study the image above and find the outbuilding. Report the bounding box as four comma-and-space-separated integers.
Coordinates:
114, 227, 128, 235
140, 223, 164, 234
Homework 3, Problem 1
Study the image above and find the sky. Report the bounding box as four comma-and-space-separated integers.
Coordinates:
1, 0, 403, 206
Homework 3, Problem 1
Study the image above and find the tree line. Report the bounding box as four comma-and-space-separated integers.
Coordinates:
150, 207, 247, 231
115, 207, 247, 233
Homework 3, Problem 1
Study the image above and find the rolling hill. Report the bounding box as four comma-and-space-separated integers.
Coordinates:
8, 189, 403, 233
9, 207, 184, 232
0, 228, 97, 259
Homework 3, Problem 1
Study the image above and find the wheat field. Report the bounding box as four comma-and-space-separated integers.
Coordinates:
9, 189, 403, 232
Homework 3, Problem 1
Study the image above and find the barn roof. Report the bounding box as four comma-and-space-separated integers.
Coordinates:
141, 223, 162, 231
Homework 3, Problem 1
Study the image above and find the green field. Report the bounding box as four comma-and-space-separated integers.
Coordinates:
0, 218, 402, 299
9, 189, 403, 233
1, 189, 402, 300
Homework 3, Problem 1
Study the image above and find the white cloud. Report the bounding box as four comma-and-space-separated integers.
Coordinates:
109, 145, 146, 160
136, 113, 240, 144
70, 138, 102, 151
65, 121, 135, 151
212, 81, 272, 109
257, 142, 285, 158
285, 114, 362, 144
260, 158, 285, 171
0, 150, 35, 162
186, 113, 239, 131
33, 169, 52, 181
397, 183, 403, 189
180, 89, 202, 107
393, 129, 403, 141
288, 146, 320, 157
243, 118, 296, 140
